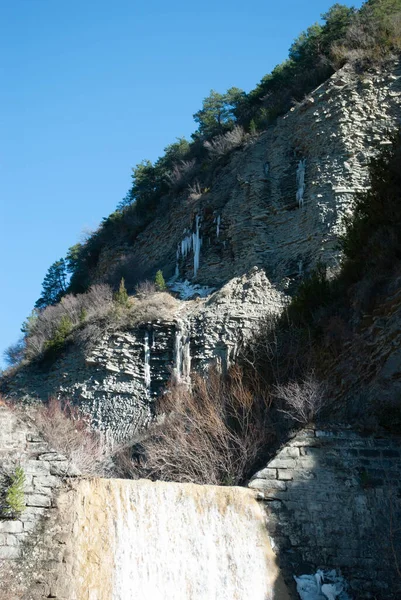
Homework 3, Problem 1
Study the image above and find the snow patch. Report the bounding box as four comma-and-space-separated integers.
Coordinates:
294, 570, 351, 600
168, 279, 215, 300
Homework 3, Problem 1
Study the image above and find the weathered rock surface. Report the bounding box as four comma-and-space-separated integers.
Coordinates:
4, 269, 285, 441
99, 59, 401, 291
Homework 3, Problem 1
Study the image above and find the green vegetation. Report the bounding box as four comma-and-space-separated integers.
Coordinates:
35, 258, 68, 309
114, 278, 129, 307
3, 466, 25, 518
154, 270, 166, 291
43, 315, 73, 355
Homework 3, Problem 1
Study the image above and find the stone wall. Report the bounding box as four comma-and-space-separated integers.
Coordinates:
249, 426, 401, 599
0, 405, 77, 599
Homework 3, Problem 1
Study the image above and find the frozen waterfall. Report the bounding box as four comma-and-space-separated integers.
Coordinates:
216, 214, 221, 238
174, 320, 191, 384
193, 214, 201, 276
144, 331, 151, 390
175, 217, 202, 279
296, 159, 306, 208
57, 478, 290, 600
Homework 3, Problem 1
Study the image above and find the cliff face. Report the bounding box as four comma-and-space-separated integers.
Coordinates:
97, 58, 401, 290
4, 58, 401, 439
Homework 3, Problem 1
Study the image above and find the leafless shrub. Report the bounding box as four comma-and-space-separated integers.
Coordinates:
274, 373, 327, 425
3, 338, 25, 367
25, 284, 113, 358
187, 179, 203, 200
30, 398, 108, 476
204, 126, 247, 158
131, 366, 272, 485
135, 279, 157, 297
166, 159, 197, 190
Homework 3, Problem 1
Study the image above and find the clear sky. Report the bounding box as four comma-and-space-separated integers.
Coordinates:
0, 0, 363, 367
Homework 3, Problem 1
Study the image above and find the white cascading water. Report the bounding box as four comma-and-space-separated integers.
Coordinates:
144, 331, 151, 390
296, 159, 306, 208
63, 479, 290, 600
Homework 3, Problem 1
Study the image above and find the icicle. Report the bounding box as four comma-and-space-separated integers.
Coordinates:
174, 321, 191, 384
298, 260, 303, 277
216, 214, 221, 238
144, 332, 151, 390
296, 159, 306, 208
193, 215, 201, 277
175, 244, 180, 278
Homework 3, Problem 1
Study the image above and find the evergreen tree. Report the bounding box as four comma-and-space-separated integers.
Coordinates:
4, 466, 25, 517
155, 270, 166, 291
35, 259, 68, 309
114, 278, 129, 306
193, 87, 245, 138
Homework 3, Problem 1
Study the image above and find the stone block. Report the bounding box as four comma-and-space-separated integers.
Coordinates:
0, 521, 23, 534
267, 457, 296, 469
24, 460, 50, 476
249, 479, 287, 492
277, 469, 293, 481
0, 545, 21, 559
38, 452, 67, 461
252, 468, 277, 480
25, 493, 52, 508
50, 462, 81, 477
33, 475, 61, 488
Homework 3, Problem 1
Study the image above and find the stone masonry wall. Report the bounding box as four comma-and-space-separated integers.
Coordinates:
0, 405, 77, 599
249, 427, 401, 599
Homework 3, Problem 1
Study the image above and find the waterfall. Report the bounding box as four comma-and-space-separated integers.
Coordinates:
144, 331, 151, 390
296, 159, 306, 208
174, 320, 191, 384
56, 478, 290, 600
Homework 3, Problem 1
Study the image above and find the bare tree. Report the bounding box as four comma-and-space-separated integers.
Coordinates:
130, 366, 272, 485
274, 373, 327, 424
204, 126, 247, 158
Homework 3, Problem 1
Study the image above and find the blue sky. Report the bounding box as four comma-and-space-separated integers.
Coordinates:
0, 0, 363, 367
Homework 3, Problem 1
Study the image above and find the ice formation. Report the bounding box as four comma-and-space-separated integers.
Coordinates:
174, 217, 202, 279
193, 214, 201, 276
144, 331, 151, 390
294, 570, 350, 600
216, 214, 221, 238
296, 158, 306, 208
263, 161, 270, 177
168, 279, 215, 300
174, 320, 191, 384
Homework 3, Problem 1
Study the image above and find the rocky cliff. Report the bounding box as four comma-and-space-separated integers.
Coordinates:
3, 58, 401, 440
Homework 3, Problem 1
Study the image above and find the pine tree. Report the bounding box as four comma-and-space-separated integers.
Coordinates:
114, 278, 129, 306
155, 270, 166, 291
35, 259, 68, 309
4, 466, 25, 517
